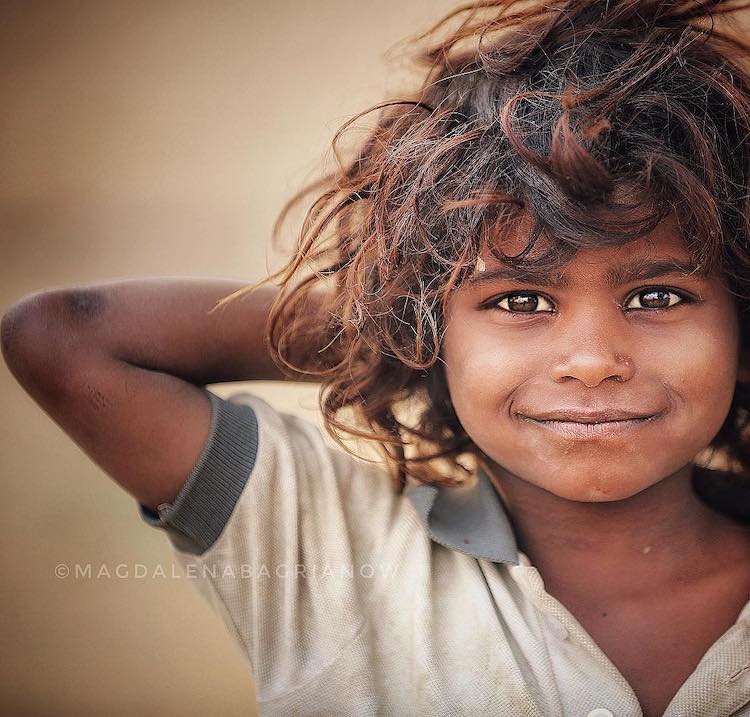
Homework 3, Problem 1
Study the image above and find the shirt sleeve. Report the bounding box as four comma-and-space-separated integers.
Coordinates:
137, 387, 259, 555
135, 388, 414, 705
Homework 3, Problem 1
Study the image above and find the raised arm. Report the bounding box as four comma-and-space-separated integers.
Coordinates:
0, 277, 314, 510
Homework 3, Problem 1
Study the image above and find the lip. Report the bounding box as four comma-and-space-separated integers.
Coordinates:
519, 414, 662, 440
516, 406, 665, 441
522, 408, 662, 423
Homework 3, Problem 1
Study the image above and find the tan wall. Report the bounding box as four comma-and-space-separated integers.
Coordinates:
0, 2, 455, 715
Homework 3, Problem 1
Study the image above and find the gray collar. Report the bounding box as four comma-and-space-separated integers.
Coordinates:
405, 468, 519, 565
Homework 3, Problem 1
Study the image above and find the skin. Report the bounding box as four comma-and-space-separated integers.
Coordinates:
441, 216, 750, 600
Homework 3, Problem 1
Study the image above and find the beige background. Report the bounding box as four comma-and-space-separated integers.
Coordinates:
0, 1, 456, 714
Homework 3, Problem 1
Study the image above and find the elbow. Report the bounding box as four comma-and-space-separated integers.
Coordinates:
2, 292, 45, 366
2, 286, 109, 390
1, 291, 74, 389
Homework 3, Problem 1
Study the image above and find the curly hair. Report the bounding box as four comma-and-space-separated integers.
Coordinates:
214, 0, 750, 499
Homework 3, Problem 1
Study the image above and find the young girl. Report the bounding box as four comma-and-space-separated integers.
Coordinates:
5, 1, 750, 715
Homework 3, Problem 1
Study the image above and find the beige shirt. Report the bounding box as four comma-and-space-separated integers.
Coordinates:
140, 389, 750, 717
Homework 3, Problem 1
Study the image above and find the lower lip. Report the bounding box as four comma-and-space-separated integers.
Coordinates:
522, 416, 660, 440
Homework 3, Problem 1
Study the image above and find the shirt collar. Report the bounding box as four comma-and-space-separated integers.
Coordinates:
405, 467, 520, 565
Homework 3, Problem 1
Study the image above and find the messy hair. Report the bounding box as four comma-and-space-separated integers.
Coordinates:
216, 0, 750, 500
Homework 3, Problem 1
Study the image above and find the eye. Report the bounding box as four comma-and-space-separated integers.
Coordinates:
493, 292, 555, 314
624, 288, 690, 311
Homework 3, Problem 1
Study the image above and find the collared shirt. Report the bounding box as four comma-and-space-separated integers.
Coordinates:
139, 389, 750, 716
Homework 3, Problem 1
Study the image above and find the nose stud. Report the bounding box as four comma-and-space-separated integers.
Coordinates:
614, 354, 632, 381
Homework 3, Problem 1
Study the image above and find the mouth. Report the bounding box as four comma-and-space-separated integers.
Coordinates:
518, 414, 662, 440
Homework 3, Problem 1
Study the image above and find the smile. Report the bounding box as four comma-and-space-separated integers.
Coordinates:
521, 416, 661, 440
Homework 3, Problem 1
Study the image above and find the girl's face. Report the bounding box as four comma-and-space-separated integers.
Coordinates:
442, 220, 744, 502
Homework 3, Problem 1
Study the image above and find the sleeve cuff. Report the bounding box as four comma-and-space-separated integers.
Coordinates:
138, 387, 259, 555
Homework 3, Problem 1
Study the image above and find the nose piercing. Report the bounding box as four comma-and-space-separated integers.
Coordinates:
614, 354, 632, 381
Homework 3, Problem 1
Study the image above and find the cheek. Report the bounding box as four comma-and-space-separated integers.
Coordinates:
663, 320, 739, 441
443, 330, 531, 431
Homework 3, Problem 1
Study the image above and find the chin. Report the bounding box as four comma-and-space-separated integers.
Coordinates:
539, 475, 653, 503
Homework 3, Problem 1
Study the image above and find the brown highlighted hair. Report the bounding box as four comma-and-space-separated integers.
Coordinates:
216, 0, 750, 498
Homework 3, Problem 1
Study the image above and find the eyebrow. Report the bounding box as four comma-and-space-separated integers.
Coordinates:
467, 257, 704, 289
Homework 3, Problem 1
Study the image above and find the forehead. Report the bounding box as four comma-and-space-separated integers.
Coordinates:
474, 215, 702, 286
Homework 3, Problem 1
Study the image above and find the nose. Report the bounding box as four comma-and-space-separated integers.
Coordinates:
549, 312, 634, 387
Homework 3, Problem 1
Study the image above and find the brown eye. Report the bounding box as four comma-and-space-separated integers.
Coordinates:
496, 292, 554, 313
625, 289, 685, 311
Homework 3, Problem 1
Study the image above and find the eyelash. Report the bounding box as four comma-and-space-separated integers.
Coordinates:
483, 287, 696, 316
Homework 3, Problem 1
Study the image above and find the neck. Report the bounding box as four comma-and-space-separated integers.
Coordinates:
484, 461, 744, 603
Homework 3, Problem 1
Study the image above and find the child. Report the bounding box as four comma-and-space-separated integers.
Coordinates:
4, 0, 750, 715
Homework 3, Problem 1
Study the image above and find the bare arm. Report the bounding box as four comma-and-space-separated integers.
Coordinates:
0, 277, 315, 510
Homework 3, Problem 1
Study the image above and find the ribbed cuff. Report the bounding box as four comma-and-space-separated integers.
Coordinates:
138, 388, 259, 555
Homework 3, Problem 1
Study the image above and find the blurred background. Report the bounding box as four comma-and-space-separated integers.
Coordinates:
0, 1, 456, 714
